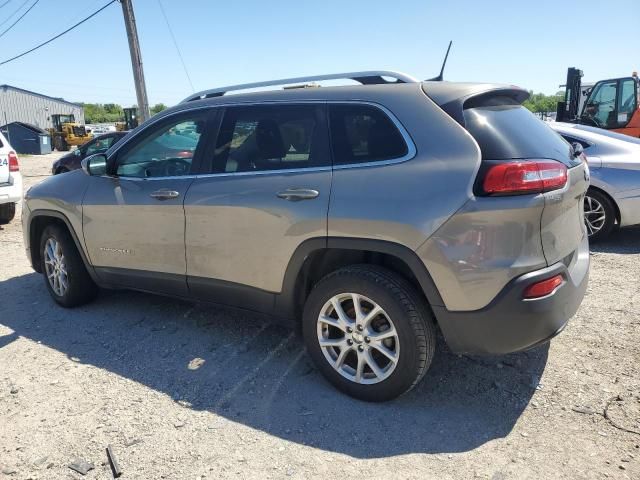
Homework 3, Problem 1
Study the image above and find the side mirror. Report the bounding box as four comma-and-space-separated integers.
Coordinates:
81, 153, 108, 176
571, 142, 584, 159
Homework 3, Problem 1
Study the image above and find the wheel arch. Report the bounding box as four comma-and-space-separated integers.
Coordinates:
28, 210, 98, 282
275, 237, 445, 324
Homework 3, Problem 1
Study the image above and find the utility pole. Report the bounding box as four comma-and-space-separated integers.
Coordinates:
120, 0, 150, 122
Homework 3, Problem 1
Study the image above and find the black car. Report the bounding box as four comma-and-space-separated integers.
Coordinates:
52, 132, 128, 174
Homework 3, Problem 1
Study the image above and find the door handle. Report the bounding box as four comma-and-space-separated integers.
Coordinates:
276, 188, 320, 201
150, 189, 180, 200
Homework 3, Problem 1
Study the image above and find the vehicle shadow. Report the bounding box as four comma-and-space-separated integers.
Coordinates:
0, 272, 548, 458
590, 225, 640, 254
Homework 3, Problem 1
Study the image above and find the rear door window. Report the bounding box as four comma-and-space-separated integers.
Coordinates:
211, 105, 327, 173
329, 104, 408, 165
463, 105, 577, 166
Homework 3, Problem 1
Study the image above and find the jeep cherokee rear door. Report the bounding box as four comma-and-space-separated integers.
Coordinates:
183, 104, 331, 310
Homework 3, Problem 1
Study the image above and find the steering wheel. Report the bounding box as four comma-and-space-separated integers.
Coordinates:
164, 158, 191, 176
582, 112, 603, 128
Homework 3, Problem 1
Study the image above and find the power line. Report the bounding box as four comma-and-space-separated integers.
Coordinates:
0, 0, 39, 39
0, 0, 28, 27
156, 0, 194, 92
0, 1, 13, 9
0, 0, 117, 67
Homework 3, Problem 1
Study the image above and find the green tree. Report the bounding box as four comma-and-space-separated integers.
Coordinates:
151, 103, 167, 115
523, 91, 564, 114
82, 103, 124, 123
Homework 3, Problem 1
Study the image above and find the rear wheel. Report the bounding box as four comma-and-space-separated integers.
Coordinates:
40, 224, 98, 307
53, 136, 69, 152
0, 203, 16, 224
584, 189, 616, 242
302, 265, 436, 402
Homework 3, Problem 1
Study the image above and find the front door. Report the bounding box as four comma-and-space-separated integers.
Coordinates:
184, 104, 331, 310
82, 109, 213, 295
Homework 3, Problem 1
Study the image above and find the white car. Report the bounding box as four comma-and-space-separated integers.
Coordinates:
0, 131, 22, 224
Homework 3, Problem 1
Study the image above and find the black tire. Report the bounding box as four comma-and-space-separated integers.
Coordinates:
39, 224, 98, 307
302, 265, 436, 402
53, 136, 69, 152
585, 189, 616, 242
0, 202, 16, 224
55, 167, 70, 175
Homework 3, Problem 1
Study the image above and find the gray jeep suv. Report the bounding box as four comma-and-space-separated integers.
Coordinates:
22, 71, 590, 401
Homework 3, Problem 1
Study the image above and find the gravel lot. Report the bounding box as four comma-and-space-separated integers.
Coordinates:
1, 153, 639, 479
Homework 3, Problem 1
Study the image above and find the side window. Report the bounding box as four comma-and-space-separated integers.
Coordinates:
583, 81, 617, 128
116, 114, 207, 178
86, 136, 115, 155
213, 105, 324, 173
617, 79, 637, 125
329, 104, 408, 165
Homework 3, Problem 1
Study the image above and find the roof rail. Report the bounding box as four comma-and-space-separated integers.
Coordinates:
180, 70, 419, 103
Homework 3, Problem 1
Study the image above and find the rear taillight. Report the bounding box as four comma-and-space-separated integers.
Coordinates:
8, 151, 19, 172
483, 160, 567, 195
523, 274, 564, 299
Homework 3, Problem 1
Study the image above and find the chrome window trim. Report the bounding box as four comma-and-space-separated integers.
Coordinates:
108, 100, 417, 180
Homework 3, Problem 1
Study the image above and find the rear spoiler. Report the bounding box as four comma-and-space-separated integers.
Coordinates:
422, 83, 530, 125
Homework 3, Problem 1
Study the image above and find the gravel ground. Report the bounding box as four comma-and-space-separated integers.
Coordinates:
1, 153, 639, 479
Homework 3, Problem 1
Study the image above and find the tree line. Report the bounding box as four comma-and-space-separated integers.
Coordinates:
523, 91, 564, 115
82, 103, 167, 123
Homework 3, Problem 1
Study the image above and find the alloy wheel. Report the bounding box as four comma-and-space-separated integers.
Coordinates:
44, 237, 68, 296
584, 195, 606, 237
316, 293, 399, 385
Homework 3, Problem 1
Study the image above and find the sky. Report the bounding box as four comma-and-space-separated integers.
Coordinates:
0, 0, 637, 107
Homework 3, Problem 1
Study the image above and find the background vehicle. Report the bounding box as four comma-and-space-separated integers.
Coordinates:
0, 130, 22, 224
115, 107, 139, 131
46, 114, 93, 151
551, 122, 640, 241
52, 132, 128, 174
22, 71, 589, 401
557, 68, 640, 137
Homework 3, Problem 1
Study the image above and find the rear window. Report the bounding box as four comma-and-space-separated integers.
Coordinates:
463, 105, 578, 166
329, 105, 408, 165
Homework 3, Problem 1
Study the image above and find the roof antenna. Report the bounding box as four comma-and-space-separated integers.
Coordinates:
427, 41, 453, 81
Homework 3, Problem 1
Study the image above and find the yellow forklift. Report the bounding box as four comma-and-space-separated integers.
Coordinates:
47, 114, 93, 151
115, 107, 139, 131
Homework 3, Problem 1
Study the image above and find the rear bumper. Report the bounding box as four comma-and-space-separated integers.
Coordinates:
0, 173, 22, 204
433, 235, 590, 355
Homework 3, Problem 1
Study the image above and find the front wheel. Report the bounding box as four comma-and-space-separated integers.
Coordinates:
302, 265, 436, 402
40, 224, 98, 307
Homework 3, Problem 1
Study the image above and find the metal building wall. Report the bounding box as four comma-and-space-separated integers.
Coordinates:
0, 86, 85, 129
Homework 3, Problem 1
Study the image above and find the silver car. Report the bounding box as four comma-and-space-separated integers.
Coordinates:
22, 71, 590, 401
551, 122, 640, 241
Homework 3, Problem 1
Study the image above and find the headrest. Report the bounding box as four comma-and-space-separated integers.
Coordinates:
256, 118, 287, 159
